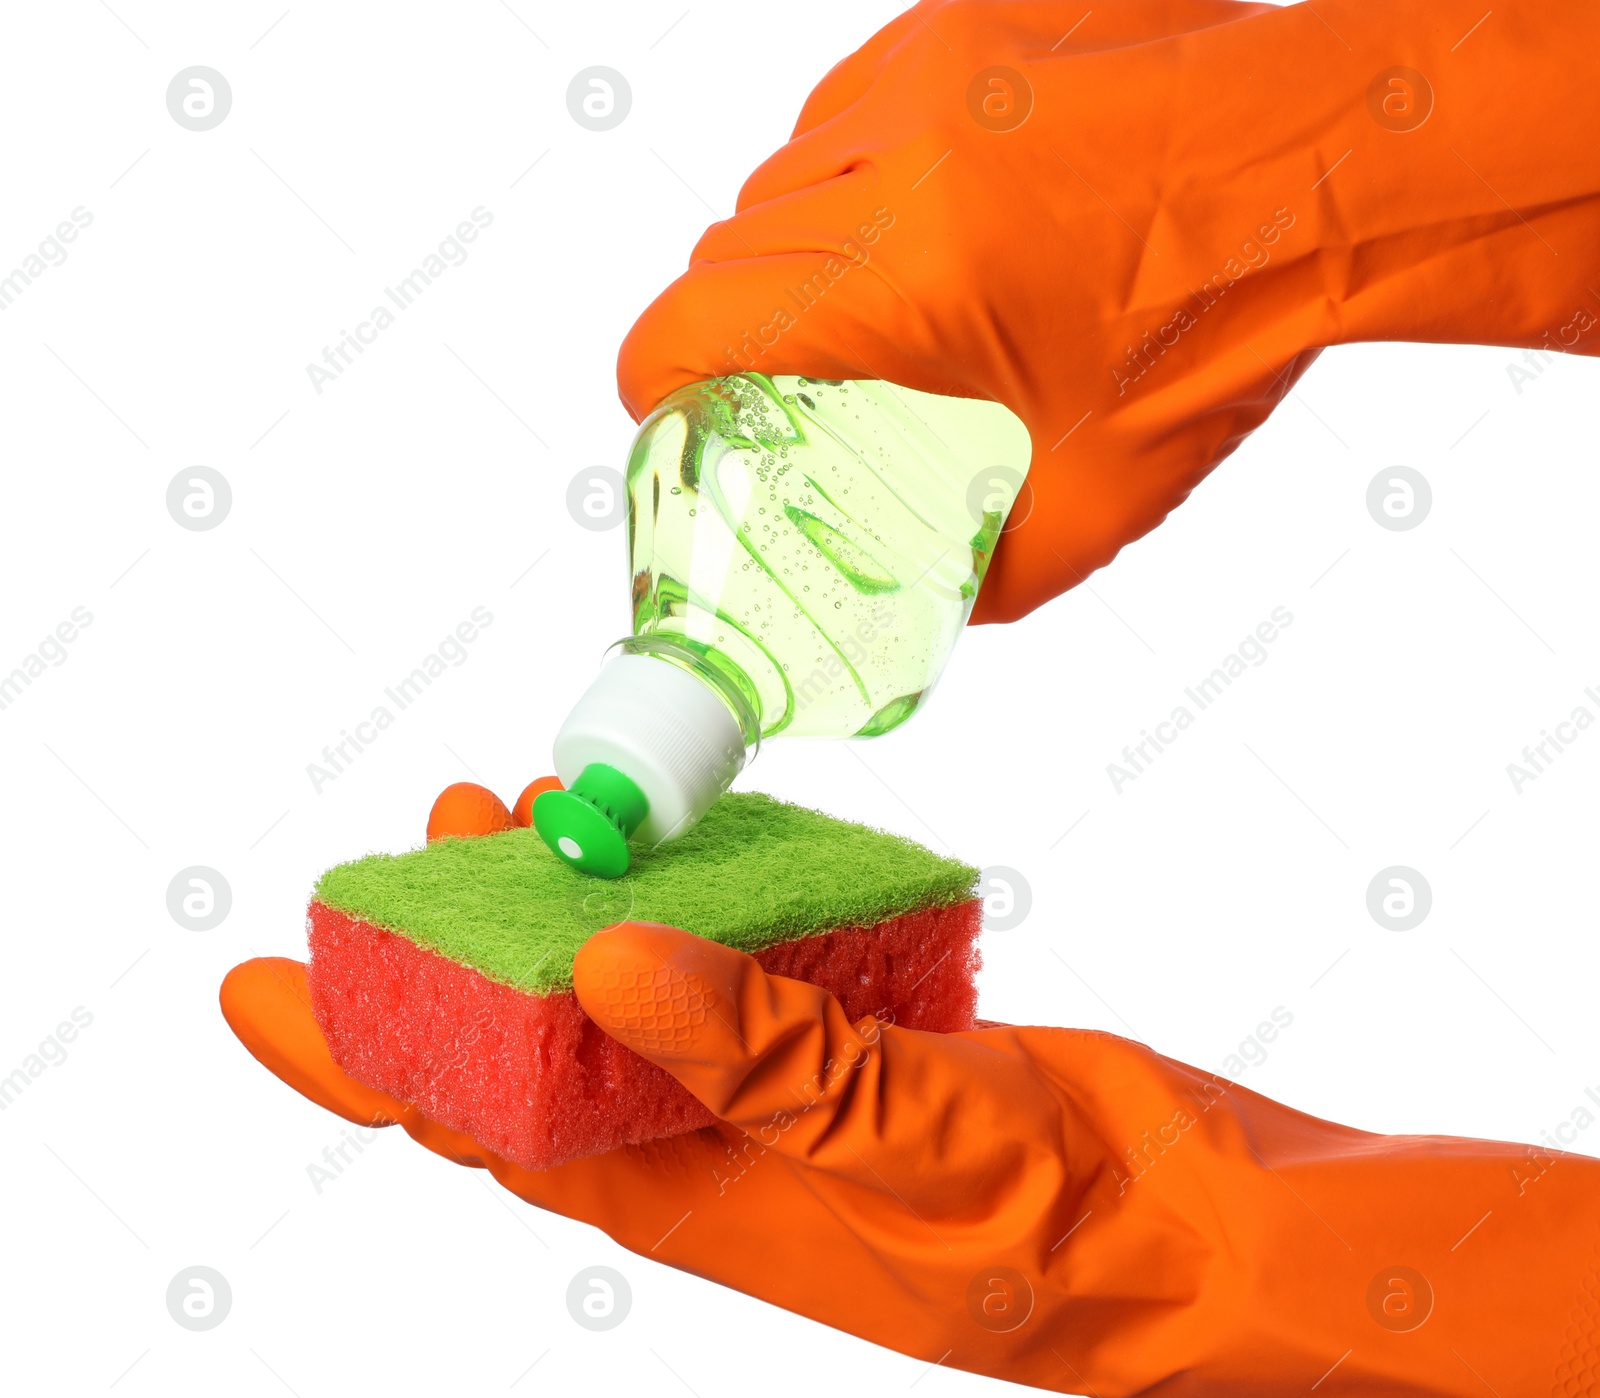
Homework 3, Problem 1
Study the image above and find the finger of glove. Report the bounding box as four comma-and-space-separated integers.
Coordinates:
218, 957, 734, 1228
220, 957, 403, 1129
740, 0, 1274, 215
933, 0, 1278, 55
572, 921, 1069, 1202
218, 956, 575, 1188
733, 110, 876, 216
615, 242, 974, 421
692, 166, 887, 267
789, 7, 922, 138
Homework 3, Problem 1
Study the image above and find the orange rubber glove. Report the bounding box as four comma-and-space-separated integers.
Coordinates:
223, 924, 1600, 1396
617, 0, 1600, 622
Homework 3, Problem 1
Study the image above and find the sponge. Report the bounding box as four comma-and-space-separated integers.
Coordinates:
307, 791, 982, 1169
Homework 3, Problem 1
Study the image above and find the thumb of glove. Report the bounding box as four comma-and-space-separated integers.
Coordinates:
572, 921, 1071, 1197
574, 920, 882, 1131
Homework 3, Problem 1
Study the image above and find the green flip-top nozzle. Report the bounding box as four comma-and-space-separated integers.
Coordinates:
532, 762, 649, 879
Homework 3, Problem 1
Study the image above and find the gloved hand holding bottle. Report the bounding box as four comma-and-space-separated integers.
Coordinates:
536, 0, 1600, 875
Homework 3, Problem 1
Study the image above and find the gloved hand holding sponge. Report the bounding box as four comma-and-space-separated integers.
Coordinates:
226, 1, 1600, 1393
228, 910, 1600, 1396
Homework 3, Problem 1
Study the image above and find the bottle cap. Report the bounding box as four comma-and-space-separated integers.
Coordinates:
538, 653, 748, 876
531, 763, 647, 878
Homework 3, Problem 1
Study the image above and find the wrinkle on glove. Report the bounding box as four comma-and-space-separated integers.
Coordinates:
224, 925, 1600, 1396
616, 0, 1600, 621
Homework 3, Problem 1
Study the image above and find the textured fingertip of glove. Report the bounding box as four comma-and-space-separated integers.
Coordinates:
573, 922, 731, 1060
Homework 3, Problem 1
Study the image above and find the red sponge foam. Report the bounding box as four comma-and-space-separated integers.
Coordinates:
307, 900, 981, 1170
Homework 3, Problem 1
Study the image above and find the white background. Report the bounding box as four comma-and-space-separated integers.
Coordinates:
2, 2, 1596, 1394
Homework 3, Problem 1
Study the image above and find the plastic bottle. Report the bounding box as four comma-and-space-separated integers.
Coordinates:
534, 373, 1032, 877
